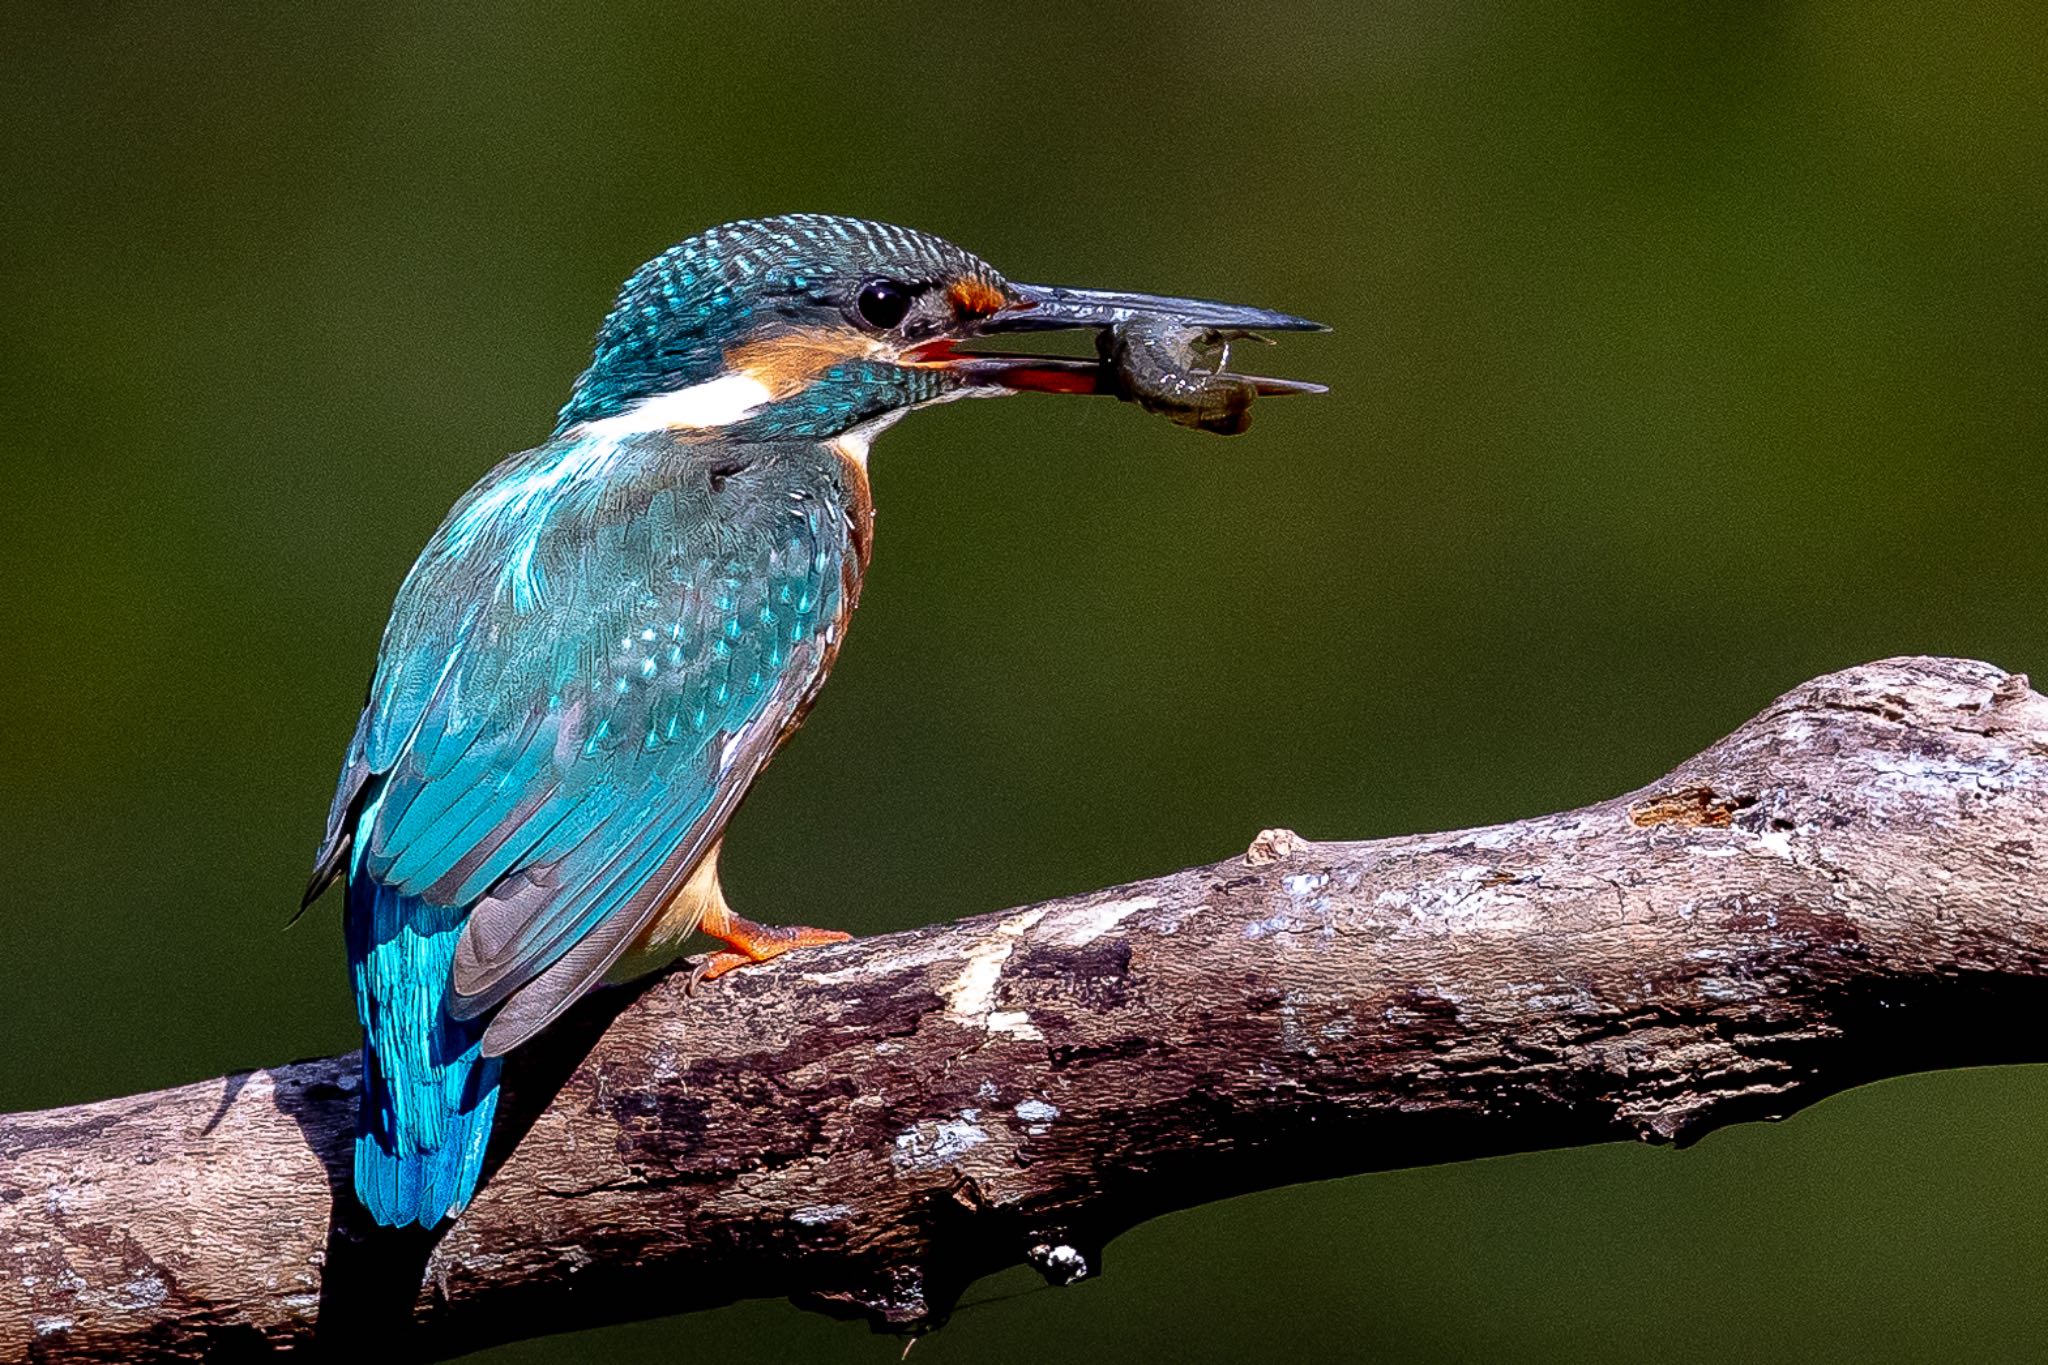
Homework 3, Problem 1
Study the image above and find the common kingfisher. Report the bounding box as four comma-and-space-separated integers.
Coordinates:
303, 214, 1323, 1228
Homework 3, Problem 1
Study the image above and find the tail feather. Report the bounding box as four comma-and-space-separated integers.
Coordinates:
348, 876, 503, 1229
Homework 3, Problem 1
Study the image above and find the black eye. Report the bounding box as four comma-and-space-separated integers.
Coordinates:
856, 279, 915, 330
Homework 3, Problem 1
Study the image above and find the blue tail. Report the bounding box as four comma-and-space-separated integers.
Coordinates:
347, 876, 503, 1228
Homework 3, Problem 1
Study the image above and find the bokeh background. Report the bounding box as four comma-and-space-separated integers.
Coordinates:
4, 3, 2045, 1360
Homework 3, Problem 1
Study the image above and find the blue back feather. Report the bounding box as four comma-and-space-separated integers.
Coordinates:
320, 430, 856, 1226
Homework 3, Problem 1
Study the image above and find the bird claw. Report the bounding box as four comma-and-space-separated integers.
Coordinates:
684, 921, 852, 996
685, 951, 755, 995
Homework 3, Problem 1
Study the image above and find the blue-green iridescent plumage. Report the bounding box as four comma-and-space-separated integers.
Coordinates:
322, 430, 861, 1227
314, 213, 1009, 1228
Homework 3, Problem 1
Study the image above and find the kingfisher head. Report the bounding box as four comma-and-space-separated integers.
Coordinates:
555, 213, 1320, 449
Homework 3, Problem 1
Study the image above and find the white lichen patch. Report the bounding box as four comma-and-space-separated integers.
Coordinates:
1014, 1097, 1060, 1134
1282, 872, 1328, 898
1752, 828, 1796, 861
1277, 989, 1319, 1056
892, 1113, 990, 1174
1243, 910, 1300, 941
790, 1203, 854, 1226
83, 1271, 168, 1313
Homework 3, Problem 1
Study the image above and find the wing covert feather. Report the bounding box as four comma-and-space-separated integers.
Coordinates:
314, 435, 859, 1049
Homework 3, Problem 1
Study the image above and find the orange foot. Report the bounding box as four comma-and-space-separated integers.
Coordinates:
687, 905, 851, 992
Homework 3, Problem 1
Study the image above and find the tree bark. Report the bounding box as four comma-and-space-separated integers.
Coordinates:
4, 656, 2046, 1362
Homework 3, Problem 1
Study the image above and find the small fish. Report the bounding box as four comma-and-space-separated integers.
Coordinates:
1099, 319, 1259, 435
1098, 317, 1326, 435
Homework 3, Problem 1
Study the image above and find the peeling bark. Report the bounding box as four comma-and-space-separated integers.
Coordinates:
3, 656, 2045, 1362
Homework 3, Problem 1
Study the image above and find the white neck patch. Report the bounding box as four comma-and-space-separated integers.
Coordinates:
568, 365, 930, 464
571, 373, 775, 438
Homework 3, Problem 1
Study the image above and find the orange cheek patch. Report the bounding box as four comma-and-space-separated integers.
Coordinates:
948, 277, 1008, 318
725, 329, 882, 395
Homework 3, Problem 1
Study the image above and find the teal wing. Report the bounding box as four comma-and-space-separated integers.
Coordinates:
317, 436, 856, 1056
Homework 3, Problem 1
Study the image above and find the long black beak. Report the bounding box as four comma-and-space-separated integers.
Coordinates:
918, 281, 1327, 400
991, 283, 1326, 336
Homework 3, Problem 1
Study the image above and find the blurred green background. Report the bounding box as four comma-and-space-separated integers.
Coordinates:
4, 2, 2045, 1360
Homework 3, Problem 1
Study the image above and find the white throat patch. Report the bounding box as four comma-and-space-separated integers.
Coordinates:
831, 411, 905, 470
571, 373, 775, 438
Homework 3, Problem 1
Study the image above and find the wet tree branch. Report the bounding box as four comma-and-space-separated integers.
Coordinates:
4, 656, 2046, 1362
